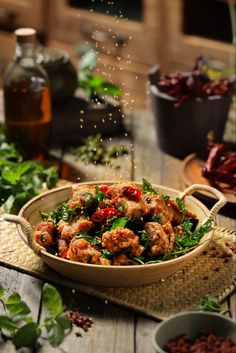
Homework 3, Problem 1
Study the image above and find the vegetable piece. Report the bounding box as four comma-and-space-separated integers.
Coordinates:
141, 178, 158, 195
91, 207, 121, 223
202, 141, 236, 189
122, 186, 142, 201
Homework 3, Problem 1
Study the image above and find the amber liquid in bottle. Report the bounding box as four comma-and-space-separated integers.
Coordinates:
3, 28, 52, 160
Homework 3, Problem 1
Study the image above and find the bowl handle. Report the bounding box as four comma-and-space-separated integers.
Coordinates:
3, 214, 42, 256
178, 184, 227, 223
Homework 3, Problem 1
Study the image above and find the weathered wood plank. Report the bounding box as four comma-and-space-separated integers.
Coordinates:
37, 285, 136, 353
136, 316, 158, 353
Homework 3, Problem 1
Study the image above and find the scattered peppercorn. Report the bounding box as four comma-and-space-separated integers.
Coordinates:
67, 310, 94, 336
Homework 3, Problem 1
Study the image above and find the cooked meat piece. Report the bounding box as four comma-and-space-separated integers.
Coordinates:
34, 221, 55, 248
108, 182, 138, 198
67, 238, 104, 264
102, 227, 144, 256
165, 199, 183, 223
58, 218, 94, 241
113, 254, 132, 265
143, 193, 179, 224
145, 221, 175, 256
123, 199, 149, 219
69, 184, 97, 209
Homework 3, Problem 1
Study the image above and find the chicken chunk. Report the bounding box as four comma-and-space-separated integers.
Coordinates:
145, 221, 175, 256
143, 193, 176, 223
67, 238, 106, 264
69, 184, 97, 209
34, 221, 55, 248
58, 218, 94, 241
113, 254, 132, 266
102, 227, 144, 257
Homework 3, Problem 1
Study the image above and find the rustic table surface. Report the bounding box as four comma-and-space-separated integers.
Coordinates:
0, 93, 235, 353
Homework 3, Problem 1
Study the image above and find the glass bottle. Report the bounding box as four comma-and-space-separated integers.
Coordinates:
3, 28, 52, 160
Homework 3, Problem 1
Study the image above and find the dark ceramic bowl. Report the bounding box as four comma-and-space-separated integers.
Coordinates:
152, 311, 236, 353
149, 66, 234, 159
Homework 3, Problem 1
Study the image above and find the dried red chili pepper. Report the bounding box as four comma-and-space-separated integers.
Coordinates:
91, 207, 121, 222
122, 186, 142, 201
202, 142, 236, 189
60, 248, 68, 259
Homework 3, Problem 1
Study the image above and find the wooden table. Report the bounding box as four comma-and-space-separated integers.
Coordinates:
0, 98, 235, 353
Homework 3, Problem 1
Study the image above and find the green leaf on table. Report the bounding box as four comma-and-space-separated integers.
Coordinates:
0, 284, 4, 298
12, 322, 41, 349
0, 315, 17, 336
193, 295, 228, 315
5, 293, 31, 315
42, 283, 63, 316
45, 316, 70, 347
2, 161, 32, 185
56, 313, 72, 331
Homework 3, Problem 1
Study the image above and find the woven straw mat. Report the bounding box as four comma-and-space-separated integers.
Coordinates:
0, 210, 235, 320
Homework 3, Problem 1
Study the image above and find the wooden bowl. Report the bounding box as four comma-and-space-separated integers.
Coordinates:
4, 182, 226, 287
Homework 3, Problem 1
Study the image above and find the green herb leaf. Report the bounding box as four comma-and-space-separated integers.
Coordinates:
12, 322, 41, 349
110, 217, 130, 229
0, 315, 17, 336
193, 295, 228, 315
0, 284, 4, 298
42, 283, 63, 316
5, 293, 31, 315
96, 185, 106, 201
141, 178, 158, 195
46, 318, 65, 347
176, 197, 186, 216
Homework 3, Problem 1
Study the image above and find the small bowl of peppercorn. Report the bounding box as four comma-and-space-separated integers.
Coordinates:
152, 311, 236, 353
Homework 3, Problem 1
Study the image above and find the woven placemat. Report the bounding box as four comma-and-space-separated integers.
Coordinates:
0, 212, 235, 320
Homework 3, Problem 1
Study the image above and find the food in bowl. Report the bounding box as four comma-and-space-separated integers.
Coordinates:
33, 179, 212, 266
163, 330, 236, 353
152, 312, 236, 353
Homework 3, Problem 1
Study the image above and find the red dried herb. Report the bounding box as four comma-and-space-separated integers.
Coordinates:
156, 56, 232, 106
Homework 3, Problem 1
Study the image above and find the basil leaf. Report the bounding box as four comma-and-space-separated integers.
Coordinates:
42, 283, 62, 316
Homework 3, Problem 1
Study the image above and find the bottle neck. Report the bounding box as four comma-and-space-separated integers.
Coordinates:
15, 42, 36, 61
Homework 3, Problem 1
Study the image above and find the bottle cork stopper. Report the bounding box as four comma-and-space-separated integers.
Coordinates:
14, 28, 36, 43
